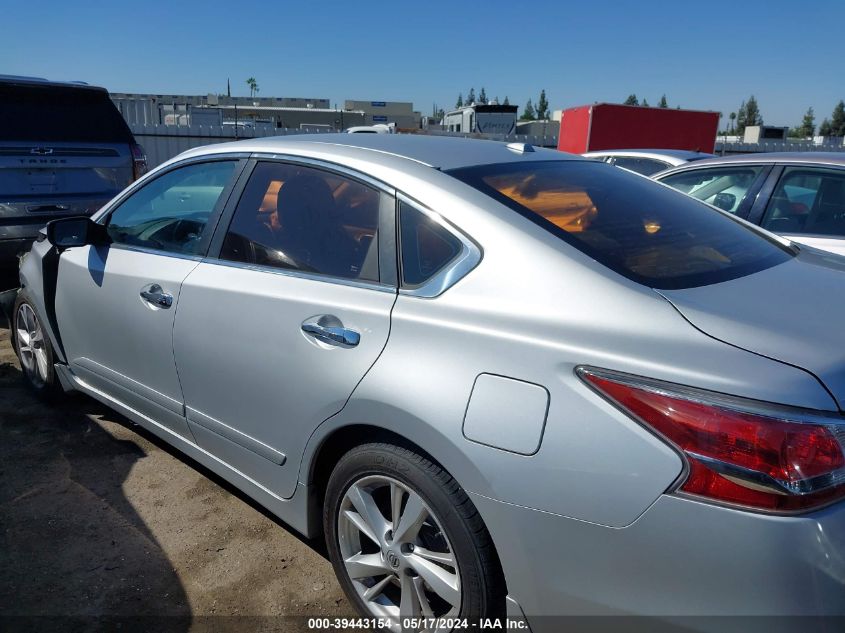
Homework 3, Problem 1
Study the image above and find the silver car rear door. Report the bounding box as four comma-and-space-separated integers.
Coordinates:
173, 158, 397, 499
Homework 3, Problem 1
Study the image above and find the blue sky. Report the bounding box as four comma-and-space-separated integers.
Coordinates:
3, 0, 843, 127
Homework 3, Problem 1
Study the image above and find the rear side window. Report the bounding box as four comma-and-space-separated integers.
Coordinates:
449, 160, 792, 290
761, 168, 845, 237
659, 166, 764, 214
220, 162, 381, 281
0, 83, 133, 143
400, 201, 463, 286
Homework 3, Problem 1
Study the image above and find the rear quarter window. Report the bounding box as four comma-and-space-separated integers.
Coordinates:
448, 160, 792, 290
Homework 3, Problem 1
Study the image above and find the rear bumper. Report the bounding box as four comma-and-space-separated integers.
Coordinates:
471, 492, 845, 630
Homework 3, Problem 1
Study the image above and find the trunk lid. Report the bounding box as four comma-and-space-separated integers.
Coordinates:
658, 247, 845, 411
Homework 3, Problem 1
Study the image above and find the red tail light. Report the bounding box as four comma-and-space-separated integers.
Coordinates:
579, 368, 845, 513
131, 142, 148, 181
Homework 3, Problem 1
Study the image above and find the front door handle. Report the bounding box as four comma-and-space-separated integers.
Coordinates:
302, 316, 360, 348
140, 284, 173, 309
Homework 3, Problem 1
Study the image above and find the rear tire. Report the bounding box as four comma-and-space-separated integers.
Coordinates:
12, 295, 62, 400
324, 442, 505, 627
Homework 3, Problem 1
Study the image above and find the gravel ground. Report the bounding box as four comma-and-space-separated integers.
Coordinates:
0, 314, 352, 630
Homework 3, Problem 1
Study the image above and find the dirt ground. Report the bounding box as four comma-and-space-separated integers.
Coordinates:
0, 311, 353, 630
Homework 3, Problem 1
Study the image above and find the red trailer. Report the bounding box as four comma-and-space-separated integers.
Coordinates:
557, 103, 719, 154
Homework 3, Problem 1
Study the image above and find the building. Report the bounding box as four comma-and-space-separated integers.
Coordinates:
743, 125, 789, 143
343, 100, 421, 129
112, 93, 419, 132
111, 93, 367, 130
441, 104, 518, 135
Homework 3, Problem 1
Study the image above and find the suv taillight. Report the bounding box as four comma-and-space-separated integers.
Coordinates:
131, 142, 148, 181
579, 368, 845, 513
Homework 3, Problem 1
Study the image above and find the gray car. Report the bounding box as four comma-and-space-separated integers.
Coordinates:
654, 152, 845, 256
0, 75, 146, 267
5, 135, 845, 631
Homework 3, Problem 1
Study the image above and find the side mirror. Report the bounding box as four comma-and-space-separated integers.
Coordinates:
712, 192, 737, 211
46, 217, 106, 249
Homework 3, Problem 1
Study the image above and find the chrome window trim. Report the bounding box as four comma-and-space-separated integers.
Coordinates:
207, 153, 396, 292
200, 256, 396, 294
106, 243, 206, 262
396, 193, 482, 299
92, 153, 251, 223
250, 152, 396, 195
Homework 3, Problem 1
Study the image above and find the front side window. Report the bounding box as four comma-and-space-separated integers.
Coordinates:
658, 166, 764, 214
220, 161, 380, 281
106, 160, 237, 255
761, 168, 845, 237
449, 160, 792, 290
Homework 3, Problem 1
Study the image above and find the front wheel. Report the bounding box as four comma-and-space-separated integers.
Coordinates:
324, 443, 505, 630
13, 296, 61, 399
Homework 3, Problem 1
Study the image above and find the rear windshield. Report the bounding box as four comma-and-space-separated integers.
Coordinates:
0, 83, 133, 143
448, 160, 793, 290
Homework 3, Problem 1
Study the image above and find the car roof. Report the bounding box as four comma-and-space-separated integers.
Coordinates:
0, 74, 108, 93
175, 133, 580, 171
583, 149, 714, 161
657, 152, 845, 173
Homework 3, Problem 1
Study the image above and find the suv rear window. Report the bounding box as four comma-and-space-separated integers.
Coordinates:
448, 160, 792, 290
0, 83, 133, 143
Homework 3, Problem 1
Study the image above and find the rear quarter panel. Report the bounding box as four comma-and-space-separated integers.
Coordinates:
300, 172, 837, 528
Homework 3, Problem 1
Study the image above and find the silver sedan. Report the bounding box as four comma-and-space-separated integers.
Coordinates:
5, 134, 845, 631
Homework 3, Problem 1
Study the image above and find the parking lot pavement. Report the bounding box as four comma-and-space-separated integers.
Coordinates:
0, 324, 350, 626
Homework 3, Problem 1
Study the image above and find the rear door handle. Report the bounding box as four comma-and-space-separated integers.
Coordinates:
301, 316, 360, 348
140, 284, 173, 309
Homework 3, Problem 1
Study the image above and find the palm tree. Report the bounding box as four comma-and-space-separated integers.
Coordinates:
246, 77, 258, 98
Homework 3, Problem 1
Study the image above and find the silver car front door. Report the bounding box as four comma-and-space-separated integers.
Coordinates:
173, 160, 396, 498
54, 159, 241, 439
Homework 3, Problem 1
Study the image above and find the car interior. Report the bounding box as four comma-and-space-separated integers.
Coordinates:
221, 162, 380, 281
763, 172, 845, 237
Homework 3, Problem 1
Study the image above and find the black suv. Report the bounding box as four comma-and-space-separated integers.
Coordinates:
0, 75, 146, 266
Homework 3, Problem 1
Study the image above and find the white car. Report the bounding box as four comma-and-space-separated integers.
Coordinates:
655, 152, 845, 257
346, 123, 395, 134
583, 149, 714, 176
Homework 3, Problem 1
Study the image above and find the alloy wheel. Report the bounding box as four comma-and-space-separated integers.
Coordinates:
16, 303, 48, 387
337, 475, 461, 631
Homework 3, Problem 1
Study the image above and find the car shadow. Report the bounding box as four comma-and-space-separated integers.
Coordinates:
0, 327, 331, 629
0, 336, 191, 629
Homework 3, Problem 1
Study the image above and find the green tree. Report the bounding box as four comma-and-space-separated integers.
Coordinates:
623, 94, 639, 106
456, 93, 463, 108
520, 99, 536, 121
736, 100, 747, 135
536, 89, 549, 119
831, 100, 845, 136
641, 98, 650, 107
246, 77, 259, 98
467, 87, 476, 105
745, 95, 763, 127
799, 107, 816, 137
503, 96, 510, 106
729, 111, 736, 133
819, 118, 833, 136
658, 94, 668, 108
479, 87, 488, 105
